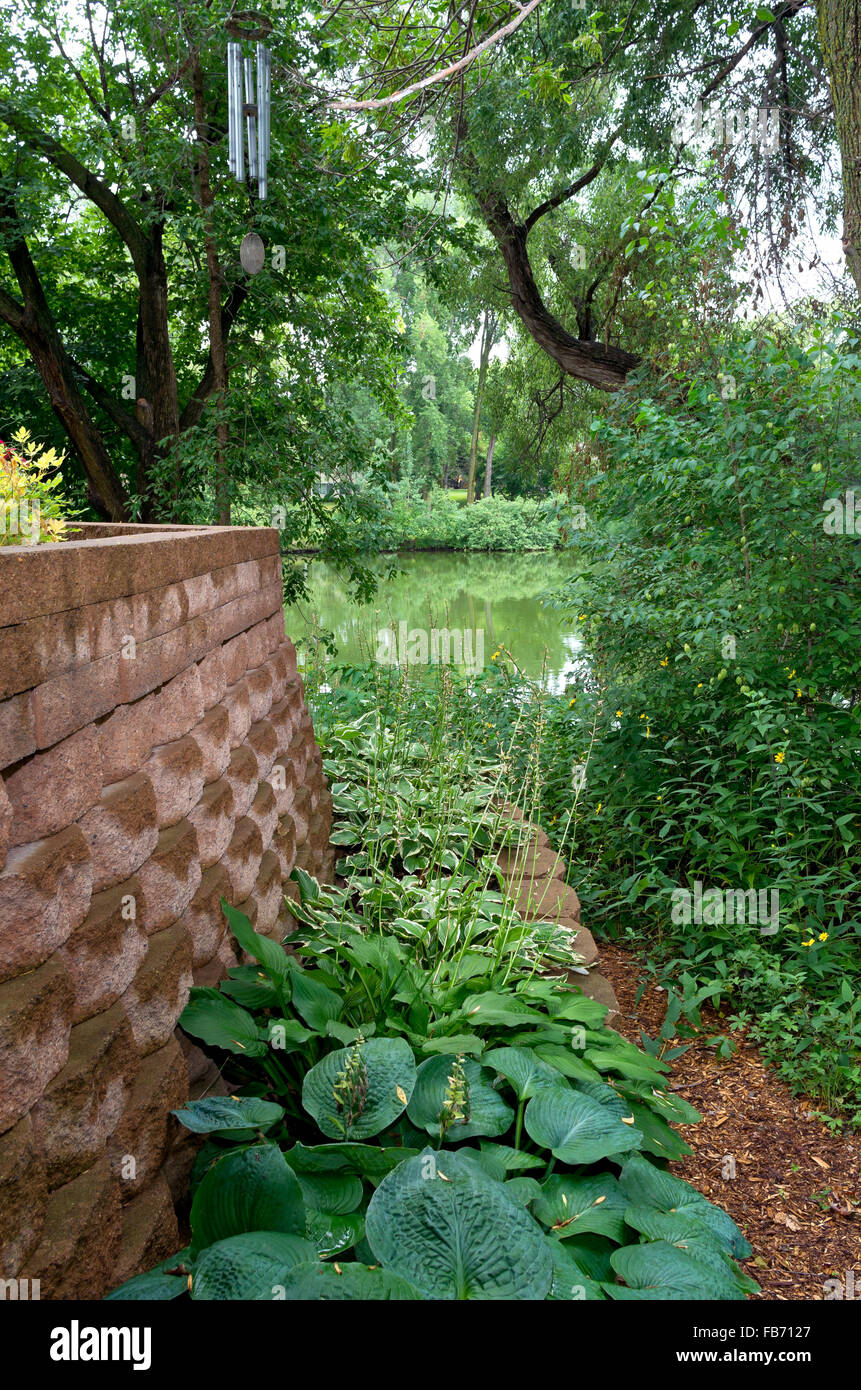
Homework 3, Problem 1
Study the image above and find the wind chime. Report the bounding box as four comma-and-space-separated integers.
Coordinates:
226, 12, 272, 274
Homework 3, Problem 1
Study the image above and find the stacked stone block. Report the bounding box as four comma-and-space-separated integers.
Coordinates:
0, 523, 332, 1297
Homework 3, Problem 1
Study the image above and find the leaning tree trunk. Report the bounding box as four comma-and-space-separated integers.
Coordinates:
483, 432, 495, 499
818, 0, 861, 296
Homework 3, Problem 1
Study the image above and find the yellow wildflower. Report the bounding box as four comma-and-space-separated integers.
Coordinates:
801, 938, 814, 947
660, 658, 668, 667
615, 709, 623, 718
818, 932, 828, 942
596, 802, 602, 813
774, 751, 785, 764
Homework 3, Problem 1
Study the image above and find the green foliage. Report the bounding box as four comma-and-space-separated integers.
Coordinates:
0, 427, 78, 543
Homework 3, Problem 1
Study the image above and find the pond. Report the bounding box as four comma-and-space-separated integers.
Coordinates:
284, 550, 585, 689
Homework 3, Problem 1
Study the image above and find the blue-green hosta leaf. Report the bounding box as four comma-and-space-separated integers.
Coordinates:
365, 1149, 553, 1300
483, 1046, 566, 1100
524, 1087, 642, 1165
584, 1045, 669, 1084
276, 1262, 423, 1300
106, 1249, 191, 1300
533, 1174, 629, 1242
608, 1240, 747, 1300
621, 1083, 702, 1125
545, 994, 611, 1026
623, 1209, 760, 1294
302, 1037, 416, 1141
190, 1233, 317, 1300
295, 1172, 364, 1215
459, 992, 546, 1027
618, 1154, 752, 1258
284, 1142, 420, 1179
418, 1034, 486, 1057
574, 1080, 632, 1116
263, 1018, 315, 1052
503, 1177, 543, 1205
286, 960, 343, 1032
305, 1209, 364, 1258
532, 1046, 604, 1084
219, 966, 280, 1010
626, 1102, 693, 1160
172, 1096, 284, 1140
546, 1239, 607, 1301
179, 988, 268, 1057
190, 1145, 305, 1254
222, 901, 290, 982
407, 1055, 514, 1140
479, 1143, 544, 1172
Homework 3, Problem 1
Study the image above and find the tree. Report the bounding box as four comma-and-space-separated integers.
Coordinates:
818, 0, 861, 297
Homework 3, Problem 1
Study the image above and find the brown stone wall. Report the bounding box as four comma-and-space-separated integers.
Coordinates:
0, 523, 332, 1297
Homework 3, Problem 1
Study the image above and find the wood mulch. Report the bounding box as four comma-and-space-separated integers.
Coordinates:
597, 942, 861, 1301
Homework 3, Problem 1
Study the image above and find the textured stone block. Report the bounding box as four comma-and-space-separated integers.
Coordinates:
4, 725, 102, 846
0, 957, 74, 1135
268, 693, 296, 749
222, 816, 264, 903
222, 679, 252, 746
30, 1001, 137, 1187
59, 876, 148, 1023
187, 701, 232, 783
79, 771, 159, 891
131, 582, 187, 642
143, 735, 205, 829
109, 1174, 181, 1290
183, 570, 217, 619
110, 1037, 187, 1198
223, 744, 259, 820
0, 692, 37, 771
247, 780, 278, 850
192, 929, 239, 987
273, 812, 297, 881
137, 819, 202, 934
154, 666, 205, 744
0, 778, 10, 872
0, 1116, 46, 1277
187, 778, 235, 870
495, 845, 566, 884
244, 619, 270, 671
221, 632, 248, 686
0, 607, 90, 700
197, 647, 227, 710
245, 664, 274, 723
122, 922, 193, 1057
308, 810, 330, 855
22, 1154, 121, 1299
0, 826, 92, 983
116, 630, 163, 703
86, 594, 135, 661
97, 693, 156, 784
237, 849, 282, 941
158, 616, 209, 684
513, 879, 582, 925
267, 757, 297, 817
181, 862, 231, 967
288, 785, 312, 844
31, 651, 121, 747
247, 716, 278, 779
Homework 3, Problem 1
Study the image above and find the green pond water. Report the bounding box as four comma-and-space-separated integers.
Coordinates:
285, 550, 586, 689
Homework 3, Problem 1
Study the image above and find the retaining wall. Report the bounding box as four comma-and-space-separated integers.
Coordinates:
0, 523, 332, 1297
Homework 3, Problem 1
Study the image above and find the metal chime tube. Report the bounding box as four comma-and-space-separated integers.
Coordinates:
227, 41, 239, 175
256, 43, 270, 200
231, 42, 245, 182
244, 56, 258, 181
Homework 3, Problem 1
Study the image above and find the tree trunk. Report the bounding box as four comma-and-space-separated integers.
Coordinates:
467, 311, 495, 503
818, 0, 861, 296
191, 54, 231, 523
483, 432, 495, 499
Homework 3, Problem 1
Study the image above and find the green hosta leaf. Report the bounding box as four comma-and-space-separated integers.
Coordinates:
302, 1037, 416, 1140
219, 966, 280, 1009
624, 1084, 702, 1126
483, 1046, 565, 1100
190, 1233, 317, 1300
608, 1240, 747, 1300
545, 994, 610, 1026
291, 866, 321, 902
106, 1249, 191, 1300
365, 1149, 553, 1300
295, 1173, 364, 1215
284, 1142, 420, 1179
179, 988, 268, 1057
407, 1055, 514, 1140
618, 1154, 752, 1258
623, 1208, 760, 1294
584, 1045, 669, 1083
286, 961, 343, 1032
264, 1018, 315, 1052
560, 1236, 615, 1282
532, 1046, 604, 1084
574, 1080, 633, 1116
480, 1143, 544, 1172
547, 1239, 607, 1301
222, 901, 289, 982
305, 1209, 364, 1258
533, 1174, 629, 1242
419, 1034, 486, 1057
276, 1261, 422, 1300
190, 1145, 305, 1254
626, 1101, 693, 1160
525, 1087, 642, 1165
172, 1096, 284, 1140
460, 992, 546, 1027
504, 1176, 543, 1205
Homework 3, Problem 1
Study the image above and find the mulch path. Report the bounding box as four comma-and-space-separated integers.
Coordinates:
597, 942, 861, 1301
